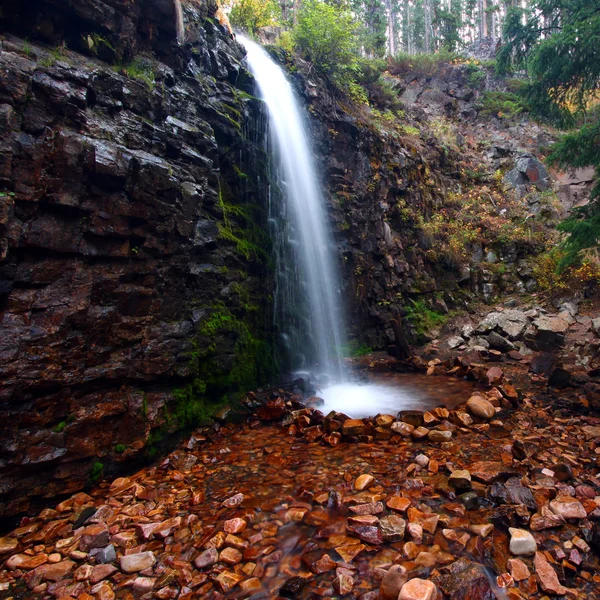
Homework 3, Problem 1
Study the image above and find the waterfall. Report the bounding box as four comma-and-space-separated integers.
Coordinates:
238, 35, 346, 380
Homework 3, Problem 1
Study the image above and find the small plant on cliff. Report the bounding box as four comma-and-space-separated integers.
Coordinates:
404, 299, 448, 342
115, 58, 155, 90
89, 461, 104, 484
479, 91, 528, 119
114, 444, 126, 454
340, 340, 373, 358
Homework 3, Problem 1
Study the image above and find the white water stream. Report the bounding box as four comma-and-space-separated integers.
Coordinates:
238, 35, 346, 379
238, 35, 442, 416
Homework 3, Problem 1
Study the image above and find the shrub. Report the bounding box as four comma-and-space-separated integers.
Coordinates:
387, 49, 458, 77
479, 91, 528, 119
465, 62, 486, 87
293, 0, 360, 91
229, 0, 280, 33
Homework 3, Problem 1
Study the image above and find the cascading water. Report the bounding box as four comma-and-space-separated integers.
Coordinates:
238, 35, 346, 379
237, 35, 458, 417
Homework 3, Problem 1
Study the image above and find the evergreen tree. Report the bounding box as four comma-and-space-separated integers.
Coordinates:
498, 0, 600, 267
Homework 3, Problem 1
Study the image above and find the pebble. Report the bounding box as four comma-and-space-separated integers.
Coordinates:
0, 538, 18, 555
534, 551, 566, 595
449, 470, 472, 489
549, 495, 587, 520
398, 578, 438, 600
428, 429, 452, 442
119, 551, 156, 573
379, 515, 407, 542
380, 565, 408, 600
387, 496, 411, 512
508, 558, 531, 581
509, 528, 537, 556
354, 474, 375, 490
415, 454, 430, 467
466, 396, 496, 420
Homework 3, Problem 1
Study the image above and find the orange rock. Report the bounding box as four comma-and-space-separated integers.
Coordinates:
354, 474, 375, 491
387, 496, 411, 512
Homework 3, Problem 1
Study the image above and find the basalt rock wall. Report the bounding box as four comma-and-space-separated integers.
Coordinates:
0, 0, 274, 518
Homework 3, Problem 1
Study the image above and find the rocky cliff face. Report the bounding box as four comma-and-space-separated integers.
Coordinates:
286, 56, 565, 351
0, 0, 275, 518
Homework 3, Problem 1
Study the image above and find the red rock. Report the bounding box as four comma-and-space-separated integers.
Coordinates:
399, 578, 438, 600
215, 571, 242, 592
342, 419, 366, 436
411, 426, 429, 439
348, 524, 383, 545
387, 496, 411, 512
256, 397, 286, 420
135, 522, 159, 540
194, 548, 218, 569
312, 553, 337, 574
486, 367, 504, 385
285, 507, 308, 522
391, 422, 414, 436
334, 543, 365, 562
324, 432, 342, 446
6, 553, 48, 570
534, 551, 566, 595
239, 577, 261, 594
333, 573, 354, 595
348, 514, 379, 527
39, 559, 75, 581
132, 577, 156, 594
220, 547, 242, 565
119, 551, 156, 573
152, 516, 181, 538
0, 537, 18, 555
549, 495, 587, 520
91, 582, 115, 600
348, 501, 383, 515
223, 518, 247, 534
79, 524, 110, 552
380, 565, 408, 600
90, 564, 117, 584
507, 558, 530, 581
222, 493, 245, 508
375, 414, 395, 428
379, 515, 406, 542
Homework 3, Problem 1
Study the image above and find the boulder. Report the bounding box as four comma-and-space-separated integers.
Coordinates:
532, 316, 569, 351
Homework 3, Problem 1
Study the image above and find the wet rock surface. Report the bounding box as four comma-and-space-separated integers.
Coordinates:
2, 347, 600, 599
0, 2, 275, 517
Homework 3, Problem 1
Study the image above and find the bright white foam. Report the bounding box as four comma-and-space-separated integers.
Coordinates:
319, 383, 428, 418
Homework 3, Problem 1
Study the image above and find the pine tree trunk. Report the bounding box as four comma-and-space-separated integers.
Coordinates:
387, 0, 396, 56
293, 0, 301, 24
424, 0, 432, 53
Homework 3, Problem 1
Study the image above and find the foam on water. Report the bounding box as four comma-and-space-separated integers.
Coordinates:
319, 383, 427, 418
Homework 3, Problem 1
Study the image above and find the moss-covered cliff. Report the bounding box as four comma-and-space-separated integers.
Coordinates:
0, 0, 276, 518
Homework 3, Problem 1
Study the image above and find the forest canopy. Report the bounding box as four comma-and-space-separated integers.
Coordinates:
227, 0, 600, 267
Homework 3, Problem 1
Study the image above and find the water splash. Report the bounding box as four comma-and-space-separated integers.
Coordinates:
238, 35, 346, 379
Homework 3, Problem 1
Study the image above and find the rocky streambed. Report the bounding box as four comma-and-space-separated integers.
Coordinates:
1, 344, 600, 599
